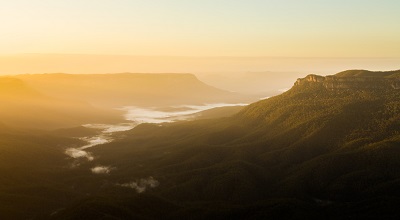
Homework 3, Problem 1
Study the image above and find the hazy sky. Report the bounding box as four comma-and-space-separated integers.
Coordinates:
1, 0, 400, 57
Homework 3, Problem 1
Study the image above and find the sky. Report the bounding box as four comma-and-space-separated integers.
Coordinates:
1, 0, 400, 57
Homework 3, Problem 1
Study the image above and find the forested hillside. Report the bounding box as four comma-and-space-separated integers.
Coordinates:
52, 70, 400, 219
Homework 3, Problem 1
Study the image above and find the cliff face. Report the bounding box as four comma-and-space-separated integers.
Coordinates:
294, 73, 400, 90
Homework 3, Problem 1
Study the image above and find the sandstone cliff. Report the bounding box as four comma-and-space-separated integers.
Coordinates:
294, 70, 400, 90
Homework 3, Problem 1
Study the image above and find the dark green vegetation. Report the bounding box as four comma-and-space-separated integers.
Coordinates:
1, 70, 399, 219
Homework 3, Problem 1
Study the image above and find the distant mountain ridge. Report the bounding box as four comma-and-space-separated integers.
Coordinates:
0, 77, 122, 129
0, 77, 43, 98
295, 69, 400, 90
14, 73, 255, 107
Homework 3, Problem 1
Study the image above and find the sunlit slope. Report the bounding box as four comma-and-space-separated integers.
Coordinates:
78, 70, 400, 219
0, 77, 122, 129
14, 73, 254, 107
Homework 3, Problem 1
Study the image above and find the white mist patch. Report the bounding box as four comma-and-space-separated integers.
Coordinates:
65, 103, 249, 164
91, 166, 113, 174
65, 136, 109, 164
117, 177, 159, 193
122, 103, 248, 123
83, 123, 136, 133
65, 148, 94, 161
65, 124, 135, 162
80, 136, 112, 150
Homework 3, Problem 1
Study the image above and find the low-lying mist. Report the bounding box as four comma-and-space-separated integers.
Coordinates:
117, 177, 160, 193
64, 103, 247, 171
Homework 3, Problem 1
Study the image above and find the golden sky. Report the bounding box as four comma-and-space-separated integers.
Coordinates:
1, 0, 400, 57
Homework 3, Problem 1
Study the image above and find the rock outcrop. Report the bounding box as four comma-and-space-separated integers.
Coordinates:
294, 72, 400, 90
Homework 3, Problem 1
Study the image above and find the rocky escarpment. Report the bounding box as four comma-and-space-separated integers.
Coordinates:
294, 71, 400, 90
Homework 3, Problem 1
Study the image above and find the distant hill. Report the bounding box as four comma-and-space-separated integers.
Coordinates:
14, 73, 254, 107
0, 77, 43, 98
0, 77, 122, 129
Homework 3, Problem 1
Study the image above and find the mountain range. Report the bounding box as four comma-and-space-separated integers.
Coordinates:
0, 73, 255, 129
13, 73, 254, 107
72, 70, 399, 219
0, 70, 399, 219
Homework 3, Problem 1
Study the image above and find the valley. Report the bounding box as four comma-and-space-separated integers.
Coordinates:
2, 1, 399, 219
0, 70, 399, 219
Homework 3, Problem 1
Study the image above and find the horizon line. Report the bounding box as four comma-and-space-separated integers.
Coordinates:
1, 53, 400, 59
